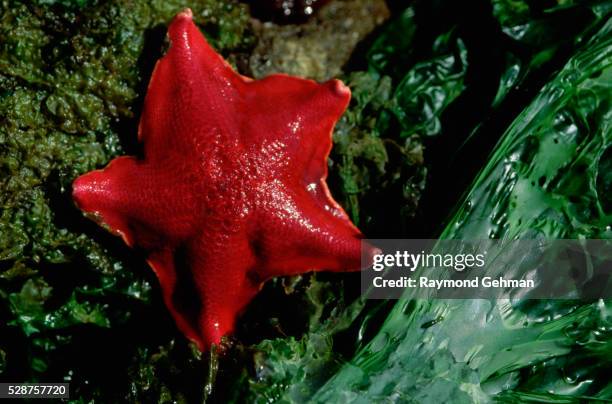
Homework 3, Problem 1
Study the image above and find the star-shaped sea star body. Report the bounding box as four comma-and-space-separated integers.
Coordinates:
72, 9, 374, 351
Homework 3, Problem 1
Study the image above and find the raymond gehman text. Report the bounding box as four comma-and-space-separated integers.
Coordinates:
372, 276, 535, 289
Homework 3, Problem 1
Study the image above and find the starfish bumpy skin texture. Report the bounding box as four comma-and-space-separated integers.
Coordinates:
72, 9, 375, 351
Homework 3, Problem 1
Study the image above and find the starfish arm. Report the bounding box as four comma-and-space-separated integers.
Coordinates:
139, 9, 246, 162
72, 157, 197, 248
241, 74, 351, 185
254, 183, 374, 279
161, 231, 260, 349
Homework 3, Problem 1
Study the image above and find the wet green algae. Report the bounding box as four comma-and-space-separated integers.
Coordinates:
312, 15, 612, 404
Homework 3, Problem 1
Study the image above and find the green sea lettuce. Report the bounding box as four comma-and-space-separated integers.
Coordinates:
312, 17, 612, 403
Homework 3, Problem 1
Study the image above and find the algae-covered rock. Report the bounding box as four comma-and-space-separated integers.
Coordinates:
249, 0, 389, 81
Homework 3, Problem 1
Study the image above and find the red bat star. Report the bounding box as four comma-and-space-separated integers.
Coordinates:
73, 8, 375, 351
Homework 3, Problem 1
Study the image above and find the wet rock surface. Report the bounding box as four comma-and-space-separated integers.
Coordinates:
249, 0, 389, 81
